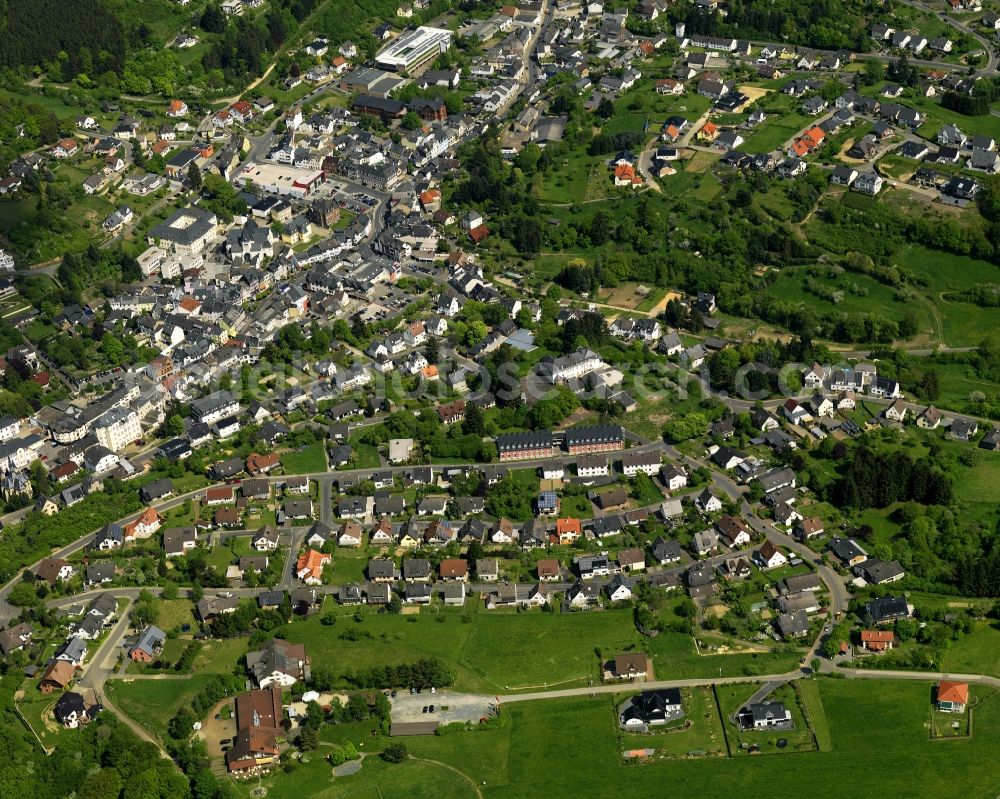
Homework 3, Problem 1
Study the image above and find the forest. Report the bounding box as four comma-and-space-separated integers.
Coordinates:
825, 446, 953, 510
0, 0, 128, 78
671, 0, 875, 52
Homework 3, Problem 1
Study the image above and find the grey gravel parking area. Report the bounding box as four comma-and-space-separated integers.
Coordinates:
390, 690, 494, 725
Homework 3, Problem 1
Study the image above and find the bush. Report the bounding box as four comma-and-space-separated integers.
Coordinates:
382, 742, 408, 763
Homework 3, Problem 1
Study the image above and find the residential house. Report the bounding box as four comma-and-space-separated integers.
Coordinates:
295, 550, 331, 584
864, 594, 910, 624
129, 626, 166, 662
776, 609, 810, 638
753, 541, 788, 570
246, 639, 310, 687
716, 515, 752, 548
860, 629, 895, 652
937, 681, 969, 713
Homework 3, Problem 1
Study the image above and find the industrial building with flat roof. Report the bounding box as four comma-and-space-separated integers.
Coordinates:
375, 26, 453, 75
237, 162, 325, 198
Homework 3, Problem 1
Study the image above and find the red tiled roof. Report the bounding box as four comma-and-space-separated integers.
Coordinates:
439, 559, 468, 578
938, 681, 969, 705
296, 549, 330, 578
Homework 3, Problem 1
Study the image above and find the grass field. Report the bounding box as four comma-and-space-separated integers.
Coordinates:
629, 474, 663, 506
105, 674, 218, 740
282, 442, 328, 474
242, 756, 480, 799
155, 599, 197, 632
740, 111, 812, 154
323, 548, 373, 584
277, 606, 802, 695
768, 267, 935, 334
192, 638, 249, 674
282, 606, 622, 693
533, 153, 606, 204
929, 362, 1000, 413
794, 679, 832, 751
559, 493, 594, 519
893, 244, 1000, 348
940, 621, 1000, 676
347, 443, 380, 470
331, 679, 1000, 799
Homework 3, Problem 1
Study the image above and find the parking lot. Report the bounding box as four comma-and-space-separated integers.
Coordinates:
199, 698, 237, 758
390, 690, 494, 725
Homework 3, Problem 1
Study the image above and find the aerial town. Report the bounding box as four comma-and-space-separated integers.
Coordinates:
0, 0, 998, 796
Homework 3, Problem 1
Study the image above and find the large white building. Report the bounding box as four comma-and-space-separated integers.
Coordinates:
148, 207, 218, 255
237, 162, 325, 198
375, 26, 453, 74
94, 406, 142, 453
542, 348, 607, 384
0, 416, 20, 442
190, 390, 240, 425
0, 249, 14, 271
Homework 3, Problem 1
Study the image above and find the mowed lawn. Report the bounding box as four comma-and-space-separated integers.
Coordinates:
282, 442, 327, 474
328, 679, 1000, 799
280, 607, 640, 693
246, 757, 480, 799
